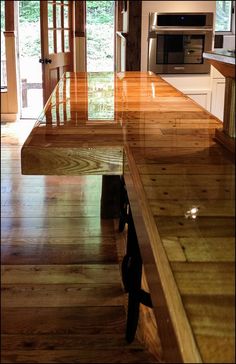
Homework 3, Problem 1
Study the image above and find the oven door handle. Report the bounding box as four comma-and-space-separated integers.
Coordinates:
150, 26, 212, 31
149, 29, 212, 37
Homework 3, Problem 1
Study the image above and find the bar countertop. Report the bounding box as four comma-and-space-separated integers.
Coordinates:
203, 49, 235, 65
21, 72, 235, 364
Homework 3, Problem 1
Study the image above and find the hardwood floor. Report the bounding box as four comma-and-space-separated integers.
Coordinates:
1, 120, 157, 363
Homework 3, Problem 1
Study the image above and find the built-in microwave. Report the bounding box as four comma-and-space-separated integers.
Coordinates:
148, 13, 214, 74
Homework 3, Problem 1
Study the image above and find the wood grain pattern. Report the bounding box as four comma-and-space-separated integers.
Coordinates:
2, 284, 124, 307
22, 146, 123, 175
2, 307, 126, 335
1, 349, 158, 363
21, 72, 235, 363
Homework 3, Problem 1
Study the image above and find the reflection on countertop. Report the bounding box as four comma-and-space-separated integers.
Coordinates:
38, 72, 116, 125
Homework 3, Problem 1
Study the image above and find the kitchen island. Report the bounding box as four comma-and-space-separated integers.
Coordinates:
21, 72, 235, 363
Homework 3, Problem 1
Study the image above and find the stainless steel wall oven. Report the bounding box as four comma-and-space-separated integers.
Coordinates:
148, 13, 214, 74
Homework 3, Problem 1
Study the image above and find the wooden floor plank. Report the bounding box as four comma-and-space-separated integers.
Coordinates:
1, 243, 118, 264
2, 284, 124, 307
2, 307, 126, 335
2, 264, 120, 284
1, 204, 101, 218
1, 349, 158, 363
2, 334, 143, 351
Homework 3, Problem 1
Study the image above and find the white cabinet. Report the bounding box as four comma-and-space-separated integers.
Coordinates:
161, 67, 226, 119
185, 90, 211, 111
162, 75, 212, 112
211, 79, 225, 121
210, 66, 225, 122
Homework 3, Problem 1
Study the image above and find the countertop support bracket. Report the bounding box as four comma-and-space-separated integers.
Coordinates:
119, 176, 129, 232
121, 194, 153, 343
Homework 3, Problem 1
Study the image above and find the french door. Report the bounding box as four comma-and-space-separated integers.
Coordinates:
40, 0, 73, 104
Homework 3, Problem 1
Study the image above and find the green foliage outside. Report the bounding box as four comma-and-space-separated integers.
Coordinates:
18, 0, 114, 25
215, 0, 233, 31
86, 1, 114, 71
19, 0, 41, 57
1, 0, 5, 31
86, 0, 114, 24
2, 0, 114, 69
19, 1, 40, 23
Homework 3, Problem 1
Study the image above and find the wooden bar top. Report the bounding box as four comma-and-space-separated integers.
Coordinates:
21, 72, 235, 363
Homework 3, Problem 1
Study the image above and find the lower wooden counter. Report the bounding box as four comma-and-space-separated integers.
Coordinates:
21, 71, 235, 363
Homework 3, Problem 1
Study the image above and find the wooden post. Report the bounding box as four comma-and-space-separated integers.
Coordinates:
74, 1, 86, 71
5, 0, 16, 32
223, 77, 235, 138
125, 1, 142, 71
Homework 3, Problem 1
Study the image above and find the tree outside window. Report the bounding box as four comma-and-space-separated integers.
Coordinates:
215, 0, 233, 32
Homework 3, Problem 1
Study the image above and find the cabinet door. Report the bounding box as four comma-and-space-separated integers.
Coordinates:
211, 79, 225, 121
187, 92, 211, 111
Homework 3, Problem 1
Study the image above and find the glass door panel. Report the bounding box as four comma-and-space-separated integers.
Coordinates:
63, 6, 69, 28
40, 0, 73, 104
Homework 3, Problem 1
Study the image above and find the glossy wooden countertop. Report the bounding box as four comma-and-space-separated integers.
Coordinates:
21, 72, 235, 363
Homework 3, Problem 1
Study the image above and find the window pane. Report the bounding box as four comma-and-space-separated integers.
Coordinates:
56, 4, 61, 28
64, 30, 70, 51
57, 30, 62, 52
1, 0, 7, 88
64, 5, 69, 28
48, 30, 54, 53
216, 1, 232, 31
48, 3, 53, 28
